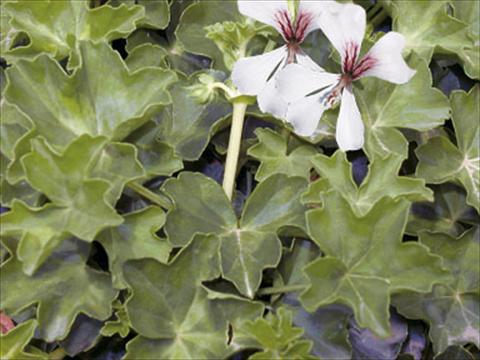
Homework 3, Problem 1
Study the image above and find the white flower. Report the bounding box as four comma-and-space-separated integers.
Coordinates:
231, 0, 332, 118
277, 2, 416, 151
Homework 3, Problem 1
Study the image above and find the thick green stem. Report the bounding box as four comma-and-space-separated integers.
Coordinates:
257, 284, 307, 296
127, 182, 173, 210
222, 100, 248, 200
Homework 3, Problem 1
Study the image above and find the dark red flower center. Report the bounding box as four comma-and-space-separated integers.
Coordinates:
275, 10, 313, 63
342, 42, 377, 80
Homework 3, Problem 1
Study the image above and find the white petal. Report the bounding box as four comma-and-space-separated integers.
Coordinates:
318, 2, 366, 64
286, 94, 327, 136
295, 51, 325, 71
231, 46, 288, 96
238, 0, 289, 33
360, 32, 416, 84
276, 63, 339, 103
297, 0, 335, 37
336, 87, 364, 151
258, 77, 288, 119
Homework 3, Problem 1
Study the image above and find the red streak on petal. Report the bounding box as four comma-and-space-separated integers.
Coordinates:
342, 42, 360, 74
294, 11, 313, 43
352, 55, 377, 80
275, 10, 294, 41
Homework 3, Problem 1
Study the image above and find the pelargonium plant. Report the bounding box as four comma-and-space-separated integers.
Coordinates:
0, 0, 479, 359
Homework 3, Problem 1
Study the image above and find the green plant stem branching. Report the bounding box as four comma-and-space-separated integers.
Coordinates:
127, 182, 173, 210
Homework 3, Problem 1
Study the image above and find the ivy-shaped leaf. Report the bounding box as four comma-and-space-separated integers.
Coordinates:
301, 191, 450, 338
0, 239, 118, 342
123, 234, 264, 359
386, 0, 478, 78
236, 307, 317, 360
407, 183, 479, 237
125, 43, 169, 71
111, 0, 170, 29
303, 151, 432, 216
416, 86, 479, 212
97, 206, 171, 289
355, 53, 450, 158
175, 0, 240, 70
278, 241, 353, 359
0, 320, 47, 360
162, 172, 308, 298
4, 40, 177, 149
248, 128, 317, 182
129, 71, 231, 163
2, 0, 143, 65
1, 135, 144, 274
393, 228, 480, 354
0, 100, 41, 207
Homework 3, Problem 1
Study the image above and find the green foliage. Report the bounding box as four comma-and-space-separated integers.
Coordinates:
162, 172, 307, 298
0, 239, 118, 342
302, 191, 450, 338
2, 0, 144, 67
123, 235, 264, 359
238, 307, 318, 359
0, 320, 47, 359
394, 228, 480, 354
416, 86, 480, 212
355, 53, 450, 158
248, 128, 317, 182
205, 20, 275, 70
1, 0, 479, 357
304, 150, 432, 216
175, 0, 241, 70
386, 0, 479, 79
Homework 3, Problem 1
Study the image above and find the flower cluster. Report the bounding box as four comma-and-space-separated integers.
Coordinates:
232, 0, 416, 151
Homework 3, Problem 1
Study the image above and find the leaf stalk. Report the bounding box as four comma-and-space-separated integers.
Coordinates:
127, 182, 173, 211
222, 100, 249, 200
256, 284, 307, 296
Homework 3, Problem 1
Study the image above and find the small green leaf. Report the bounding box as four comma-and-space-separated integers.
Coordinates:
0, 320, 47, 360
394, 228, 480, 354
248, 128, 317, 182
100, 300, 131, 338
205, 20, 276, 70
236, 307, 317, 360
3, 0, 144, 64
0, 239, 118, 342
302, 191, 450, 338
175, 1, 240, 70
123, 234, 264, 359
416, 86, 480, 211
355, 53, 450, 158
305, 151, 432, 216
97, 206, 171, 289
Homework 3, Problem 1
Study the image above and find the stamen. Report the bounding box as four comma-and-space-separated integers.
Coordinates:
342, 42, 360, 74
325, 75, 351, 107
